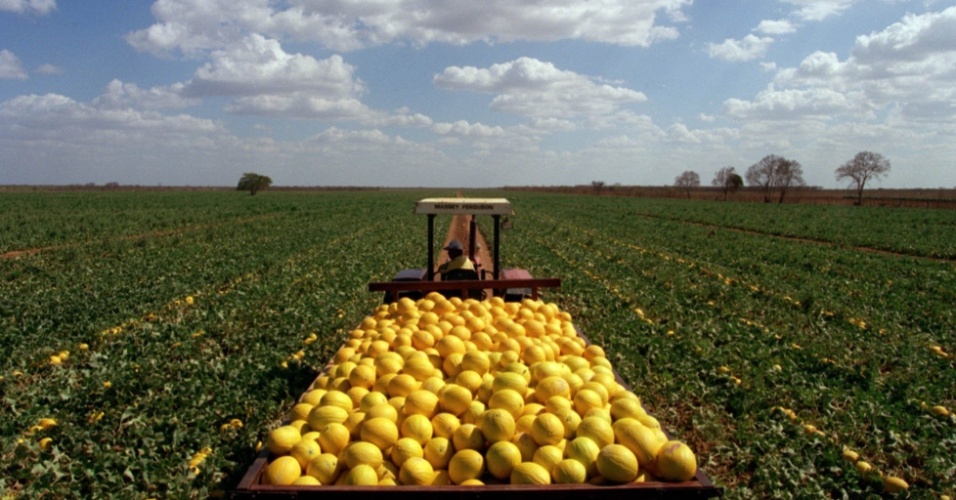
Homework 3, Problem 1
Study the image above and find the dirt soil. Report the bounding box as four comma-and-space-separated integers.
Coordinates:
437, 215, 493, 277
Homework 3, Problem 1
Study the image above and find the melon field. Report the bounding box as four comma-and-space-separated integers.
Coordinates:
1, 190, 954, 499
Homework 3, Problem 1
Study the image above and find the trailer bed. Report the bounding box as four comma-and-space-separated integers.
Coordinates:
229, 322, 722, 499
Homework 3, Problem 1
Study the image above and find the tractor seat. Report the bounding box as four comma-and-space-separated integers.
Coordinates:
441, 268, 479, 281
440, 268, 481, 299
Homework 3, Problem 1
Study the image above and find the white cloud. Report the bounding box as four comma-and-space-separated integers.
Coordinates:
770, 6, 956, 123
852, 6, 956, 65
0, 0, 55, 15
708, 6, 956, 187
434, 57, 646, 119
177, 34, 366, 122
182, 35, 363, 98
35, 63, 63, 75
531, 117, 577, 132
126, 0, 693, 55
93, 79, 199, 110
706, 34, 774, 62
126, 0, 282, 58
755, 19, 797, 35
160, 35, 432, 125
0, 49, 28, 80
0, 93, 219, 134
723, 87, 869, 120
0, 91, 440, 187
783, 0, 856, 22
431, 120, 506, 137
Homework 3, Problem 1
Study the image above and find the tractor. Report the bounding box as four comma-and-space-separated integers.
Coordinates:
368, 197, 559, 302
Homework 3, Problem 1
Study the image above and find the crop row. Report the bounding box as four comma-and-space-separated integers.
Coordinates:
3, 190, 953, 499
565, 196, 956, 259
0, 191, 434, 497
490, 193, 955, 498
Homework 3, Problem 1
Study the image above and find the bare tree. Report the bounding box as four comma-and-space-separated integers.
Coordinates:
746, 155, 804, 203
591, 180, 605, 195
712, 167, 743, 200
674, 170, 700, 199
835, 151, 891, 205
774, 159, 805, 203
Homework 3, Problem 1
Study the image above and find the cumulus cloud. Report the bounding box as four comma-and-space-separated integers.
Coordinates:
126, 0, 693, 55
723, 87, 869, 120
755, 19, 797, 35
151, 34, 431, 125
0, 0, 55, 15
174, 35, 361, 122
434, 57, 646, 119
182, 35, 363, 98
0, 49, 28, 80
852, 7, 956, 65
0, 90, 440, 186
766, 6, 956, 123
0, 93, 222, 150
93, 79, 199, 110
706, 34, 774, 62
431, 120, 506, 137
783, 0, 856, 22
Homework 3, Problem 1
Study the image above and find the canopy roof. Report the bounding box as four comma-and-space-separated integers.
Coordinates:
414, 198, 513, 216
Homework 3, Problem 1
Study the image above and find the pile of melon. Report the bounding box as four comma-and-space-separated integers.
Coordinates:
260, 294, 698, 487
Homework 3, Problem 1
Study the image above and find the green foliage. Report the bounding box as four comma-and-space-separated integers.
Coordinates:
1, 191, 953, 499
500, 193, 956, 499
236, 173, 273, 195
0, 190, 426, 497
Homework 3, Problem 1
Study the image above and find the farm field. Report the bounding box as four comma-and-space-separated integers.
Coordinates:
1, 190, 954, 498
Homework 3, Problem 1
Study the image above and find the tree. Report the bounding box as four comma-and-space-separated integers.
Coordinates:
835, 151, 891, 205
712, 167, 743, 200
674, 170, 700, 199
746, 155, 805, 203
591, 180, 606, 195
237, 172, 272, 195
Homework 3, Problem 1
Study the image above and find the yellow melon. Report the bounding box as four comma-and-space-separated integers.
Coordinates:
399, 457, 435, 486
479, 408, 516, 443
306, 453, 341, 484
263, 455, 301, 485
389, 438, 422, 467
553, 458, 588, 484
613, 418, 665, 467
510, 462, 552, 485
449, 449, 485, 484
423, 436, 454, 469
530, 413, 565, 446
360, 417, 399, 450
265, 425, 301, 456
485, 440, 523, 480
655, 440, 697, 482
596, 444, 639, 483
344, 464, 379, 486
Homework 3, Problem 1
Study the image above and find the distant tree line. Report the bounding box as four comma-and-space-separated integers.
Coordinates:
669, 151, 890, 204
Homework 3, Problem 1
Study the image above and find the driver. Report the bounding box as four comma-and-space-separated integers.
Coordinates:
437, 240, 475, 276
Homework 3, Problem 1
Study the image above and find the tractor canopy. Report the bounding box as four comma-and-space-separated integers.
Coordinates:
414, 197, 514, 216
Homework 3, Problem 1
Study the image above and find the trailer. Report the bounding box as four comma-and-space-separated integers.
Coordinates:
229, 198, 722, 499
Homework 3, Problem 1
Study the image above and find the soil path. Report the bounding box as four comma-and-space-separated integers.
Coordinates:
437, 215, 493, 278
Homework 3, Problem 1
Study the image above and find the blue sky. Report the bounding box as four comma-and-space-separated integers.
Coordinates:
1, 0, 955, 188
